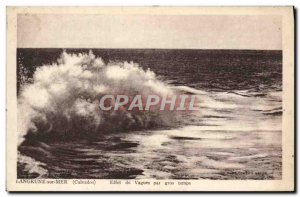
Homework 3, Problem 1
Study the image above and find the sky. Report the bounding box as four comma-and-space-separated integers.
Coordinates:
17, 14, 282, 50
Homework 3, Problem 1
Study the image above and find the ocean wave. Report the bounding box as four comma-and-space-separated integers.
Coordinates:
18, 51, 180, 145
17, 151, 48, 178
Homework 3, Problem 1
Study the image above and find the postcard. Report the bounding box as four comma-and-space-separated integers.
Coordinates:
6, 6, 294, 192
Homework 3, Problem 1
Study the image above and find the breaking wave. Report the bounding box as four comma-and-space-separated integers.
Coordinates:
18, 51, 180, 145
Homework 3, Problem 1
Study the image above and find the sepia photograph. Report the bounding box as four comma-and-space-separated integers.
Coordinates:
6, 6, 294, 192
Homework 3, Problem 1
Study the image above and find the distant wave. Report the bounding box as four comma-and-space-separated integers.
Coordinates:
254, 107, 283, 116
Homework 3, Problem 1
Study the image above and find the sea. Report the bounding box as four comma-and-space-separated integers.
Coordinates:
17, 49, 282, 180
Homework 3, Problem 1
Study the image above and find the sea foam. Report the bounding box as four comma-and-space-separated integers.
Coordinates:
18, 51, 177, 145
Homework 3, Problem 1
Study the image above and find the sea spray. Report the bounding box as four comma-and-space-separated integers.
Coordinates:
17, 51, 184, 145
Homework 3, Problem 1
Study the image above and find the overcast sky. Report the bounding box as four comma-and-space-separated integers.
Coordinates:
17, 14, 282, 50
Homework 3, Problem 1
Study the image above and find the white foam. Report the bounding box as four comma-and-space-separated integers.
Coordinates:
18, 51, 177, 144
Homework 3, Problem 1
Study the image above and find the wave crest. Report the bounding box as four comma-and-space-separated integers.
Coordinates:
18, 51, 176, 145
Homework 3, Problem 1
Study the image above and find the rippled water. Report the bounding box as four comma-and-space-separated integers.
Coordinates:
17, 49, 282, 179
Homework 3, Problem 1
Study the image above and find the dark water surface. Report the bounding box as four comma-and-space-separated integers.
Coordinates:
17, 49, 282, 92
